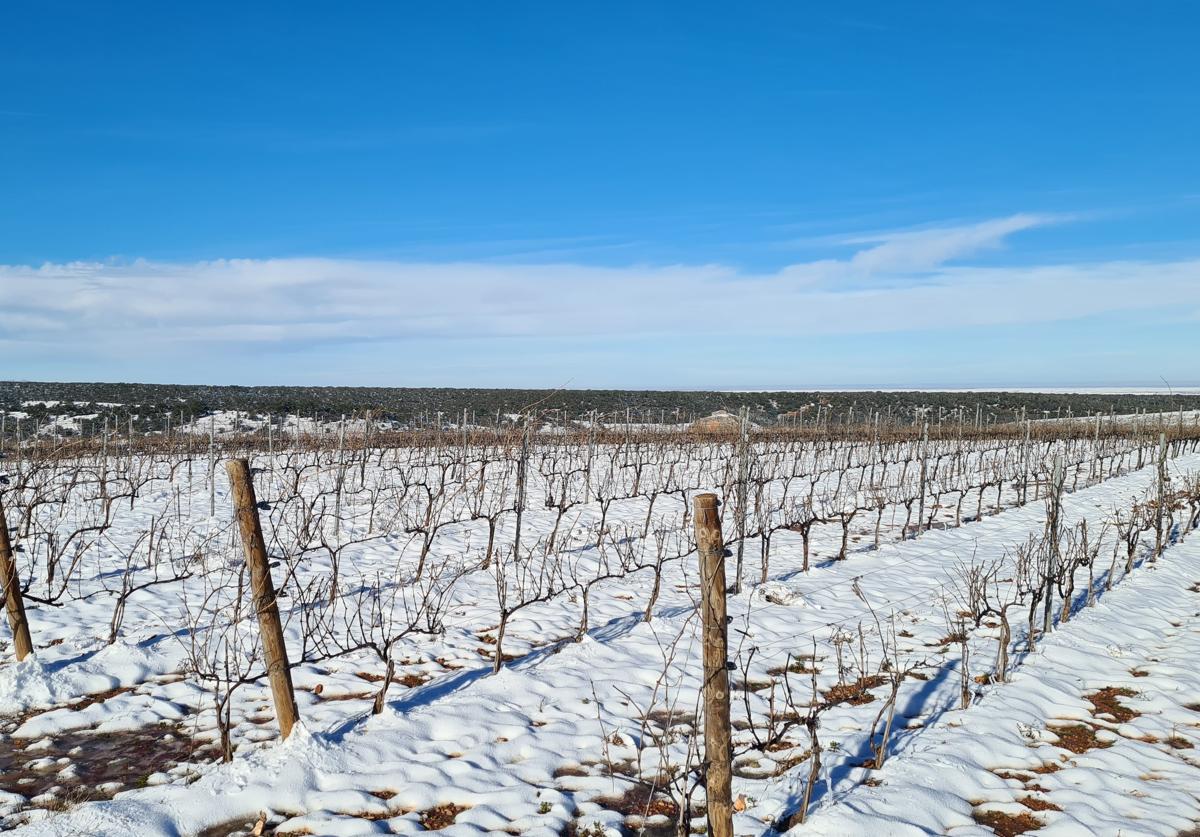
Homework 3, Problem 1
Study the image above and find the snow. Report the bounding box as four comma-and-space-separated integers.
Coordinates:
803, 536, 1200, 836
0, 438, 1197, 835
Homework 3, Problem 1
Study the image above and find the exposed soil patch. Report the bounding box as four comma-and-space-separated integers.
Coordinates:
420, 803, 469, 830
824, 675, 887, 706
1086, 687, 1140, 723
1051, 723, 1111, 754
65, 685, 136, 712
0, 720, 218, 818
476, 647, 520, 663
645, 708, 695, 728
349, 670, 428, 693
596, 785, 680, 819
767, 657, 820, 676
553, 764, 591, 778
1019, 796, 1061, 812
973, 809, 1043, 836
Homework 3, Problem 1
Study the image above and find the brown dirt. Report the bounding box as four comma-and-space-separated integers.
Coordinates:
824, 674, 887, 706
420, 803, 469, 830
65, 685, 135, 712
992, 770, 1030, 782
766, 657, 821, 676
1052, 724, 1111, 753
973, 809, 1043, 836
1086, 687, 1140, 723
596, 785, 680, 819
1019, 796, 1062, 812
645, 707, 695, 728
553, 764, 591, 778
0, 718, 218, 816
1030, 760, 1063, 774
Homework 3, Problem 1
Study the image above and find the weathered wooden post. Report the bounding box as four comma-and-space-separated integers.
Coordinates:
694, 493, 733, 837
226, 458, 299, 739
0, 495, 34, 661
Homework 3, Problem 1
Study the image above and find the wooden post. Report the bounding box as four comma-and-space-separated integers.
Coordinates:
226, 458, 299, 739
0, 495, 34, 661
694, 493, 733, 837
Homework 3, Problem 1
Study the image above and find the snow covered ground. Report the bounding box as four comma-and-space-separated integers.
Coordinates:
0, 439, 1197, 836
805, 536, 1200, 836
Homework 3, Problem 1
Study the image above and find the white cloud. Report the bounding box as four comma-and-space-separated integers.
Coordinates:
845, 213, 1055, 274
1, 215, 1196, 363
775, 213, 1058, 284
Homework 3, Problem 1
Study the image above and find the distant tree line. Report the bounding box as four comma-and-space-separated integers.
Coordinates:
1, 380, 1198, 434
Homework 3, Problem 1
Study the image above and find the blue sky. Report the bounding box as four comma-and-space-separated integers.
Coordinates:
2, 2, 1198, 388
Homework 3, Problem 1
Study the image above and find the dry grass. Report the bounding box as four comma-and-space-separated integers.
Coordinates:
930, 630, 967, 648
766, 656, 821, 676
823, 675, 887, 706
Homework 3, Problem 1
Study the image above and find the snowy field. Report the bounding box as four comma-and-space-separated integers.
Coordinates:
1, 430, 1199, 836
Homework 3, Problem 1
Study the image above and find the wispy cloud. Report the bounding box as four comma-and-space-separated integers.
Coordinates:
777, 213, 1062, 283
1, 214, 1196, 368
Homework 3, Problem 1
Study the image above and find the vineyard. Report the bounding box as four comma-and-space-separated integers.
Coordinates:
2, 416, 1200, 836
